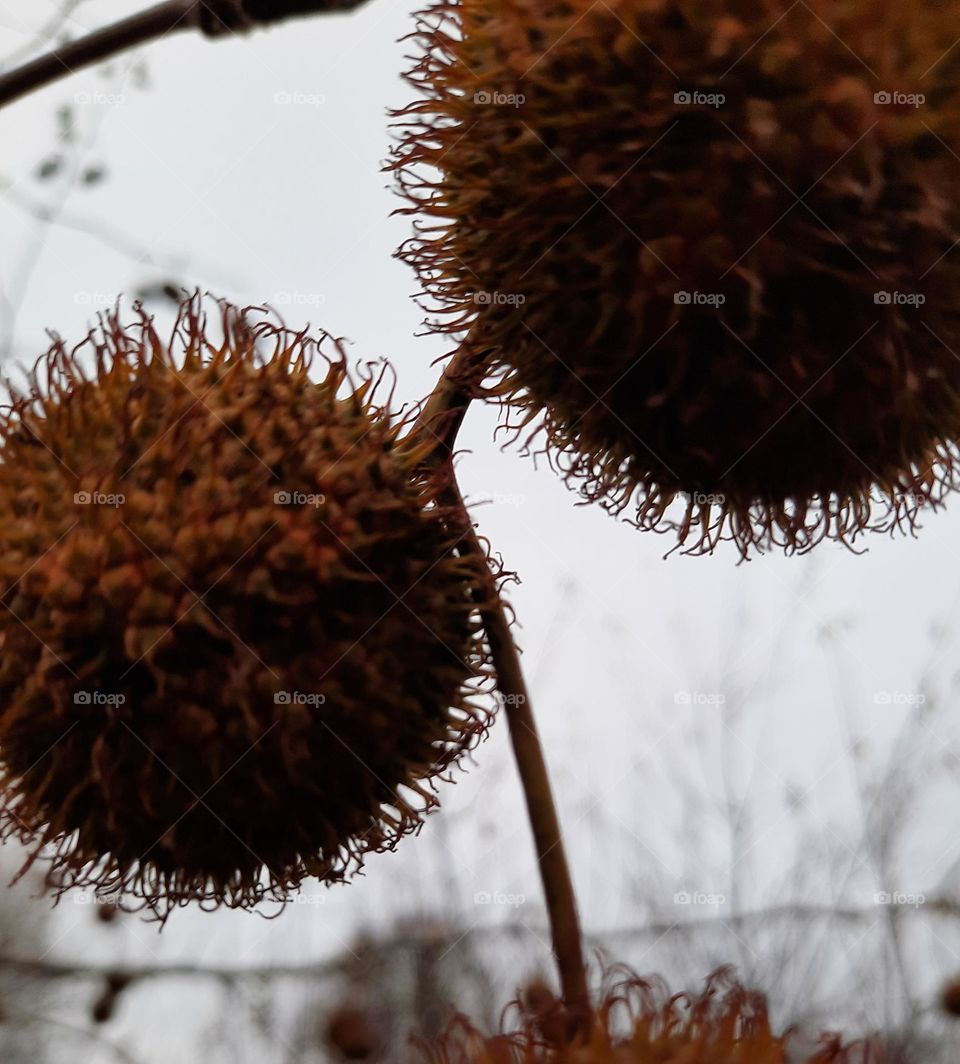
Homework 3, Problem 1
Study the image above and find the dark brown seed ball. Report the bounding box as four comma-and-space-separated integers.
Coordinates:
420, 968, 870, 1061
941, 976, 960, 1017
326, 1004, 380, 1060
0, 296, 491, 915
394, 0, 960, 556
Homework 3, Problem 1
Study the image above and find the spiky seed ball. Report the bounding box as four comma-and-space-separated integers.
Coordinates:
941, 976, 960, 1017
519, 978, 568, 1048
421, 968, 879, 1062
0, 296, 491, 915
395, 0, 960, 556
326, 1004, 381, 1060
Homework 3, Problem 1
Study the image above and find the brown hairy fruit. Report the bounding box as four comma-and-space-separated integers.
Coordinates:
941, 976, 960, 1017
421, 968, 882, 1062
0, 295, 492, 916
394, 0, 960, 556
326, 1004, 381, 1060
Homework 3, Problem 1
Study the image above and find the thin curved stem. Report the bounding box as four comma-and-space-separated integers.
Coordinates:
409, 346, 476, 464
0, 0, 372, 111
445, 474, 591, 1033
415, 350, 590, 1025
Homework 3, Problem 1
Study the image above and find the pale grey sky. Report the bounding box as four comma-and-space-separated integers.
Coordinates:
1, 3, 959, 1061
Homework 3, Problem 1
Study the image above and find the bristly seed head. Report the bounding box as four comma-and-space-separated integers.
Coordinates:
0, 294, 493, 917
393, 0, 960, 557
420, 967, 882, 1062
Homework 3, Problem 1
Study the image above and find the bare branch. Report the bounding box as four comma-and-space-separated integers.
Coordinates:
0, 181, 249, 290
0, 0, 372, 111
0, 898, 955, 986
8, 1010, 144, 1064
1, 0, 87, 69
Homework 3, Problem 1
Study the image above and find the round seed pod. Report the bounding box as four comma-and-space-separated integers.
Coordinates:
0, 295, 492, 915
394, 0, 960, 556
325, 1004, 381, 1060
420, 969, 875, 1062
941, 976, 960, 1017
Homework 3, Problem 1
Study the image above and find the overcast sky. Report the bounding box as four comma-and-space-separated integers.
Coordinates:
1, 2, 960, 1060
